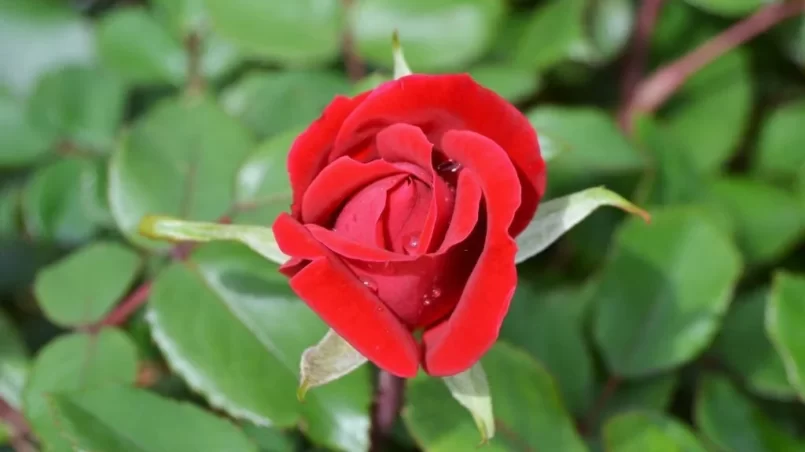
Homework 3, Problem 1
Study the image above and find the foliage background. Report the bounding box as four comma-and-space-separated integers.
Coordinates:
2, 0, 805, 451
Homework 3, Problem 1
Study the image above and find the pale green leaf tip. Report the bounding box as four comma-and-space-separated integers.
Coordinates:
297, 379, 310, 403
391, 29, 412, 80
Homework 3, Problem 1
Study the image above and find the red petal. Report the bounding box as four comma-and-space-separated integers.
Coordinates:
375, 123, 433, 174
332, 174, 406, 248
307, 225, 416, 262
438, 171, 482, 252
331, 74, 545, 236
422, 130, 521, 376
272, 214, 419, 377
288, 92, 370, 219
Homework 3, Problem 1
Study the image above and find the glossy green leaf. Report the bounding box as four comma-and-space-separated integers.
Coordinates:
469, 65, 541, 102
404, 343, 586, 452
0, 311, 28, 410
663, 49, 751, 173
203, 0, 343, 66
51, 385, 257, 452
513, 0, 586, 70
443, 362, 494, 443
569, 0, 634, 65
766, 272, 805, 399
34, 241, 141, 327
0, 0, 94, 94
299, 330, 366, 401
753, 100, 805, 180
23, 330, 138, 452
715, 288, 796, 400
695, 376, 805, 452
684, 0, 768, 17
27, 66, 125, 152
501, 282, 594, 414
0, 88, 50, 167
515, 186, 650, 263
221, 71, 349, 140
148, 242, 370, 451
23, 157, 102, 244
355, 0, 505, 72
604, 411, 707, 452
593, 208, 742, 377
108, 96, 255, 250
706, 177, 805, 264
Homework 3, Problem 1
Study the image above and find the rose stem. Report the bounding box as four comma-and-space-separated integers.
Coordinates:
368, 371, 406, 452
0, 398, 35, 452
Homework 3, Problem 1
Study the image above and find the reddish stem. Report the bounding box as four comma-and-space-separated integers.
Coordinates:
581, 375, 622, 436
100, 281, 152, 328
0, 398, 34, 452
368, 371, 405, 452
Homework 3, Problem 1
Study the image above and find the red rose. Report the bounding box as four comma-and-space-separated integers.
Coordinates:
272, 74, 546, 377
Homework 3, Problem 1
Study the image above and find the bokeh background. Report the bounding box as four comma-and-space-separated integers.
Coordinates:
2, 0, 805, 451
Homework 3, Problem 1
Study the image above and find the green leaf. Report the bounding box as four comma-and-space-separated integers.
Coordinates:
405, 343, 586, 452
776, 14, 805, 69
242, 424, 297, 452
50, 385, 257, 452
715, 288, 796, 400
221, 71, 349, 140
513, 0, 586, 70
391, 30, 413, 79
569, 0, 634, 65
753, 100, 805, 180
147, 242, 370, 451
705, 177, 805, 264
443, 362, 494, 444
593, 207, 742, 377
526, 107, 645, 187
663, 49, 752, 173
355, 0, 505, 72
598, 375, 678, 427
203, 0, 343, 66
500, 282, 594, 414
0, 88, 50, 167
515, 186, 650, 264
695, 375, 805, 452
23, 157, 102, 244
0, 311, 29, 410
0, 0, 94, 95
0, 188, 20, 237
34, 241, 141, 327
151, 0, 209, 35
108, 96, 255, 250
469, 65, 541, 103
299, 330, 366, 401
351, 72, 391, 95
684, 0, 768, 17
766, 272, 805, 400
604, 411, 708, 452
23, 330, 138, 452
27, 66, 125, 152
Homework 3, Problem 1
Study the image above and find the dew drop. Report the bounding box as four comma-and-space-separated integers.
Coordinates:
403, 233, 421, 254
437, 159, 463, 174
430, 286, 442, 299
362, 278, 378, 293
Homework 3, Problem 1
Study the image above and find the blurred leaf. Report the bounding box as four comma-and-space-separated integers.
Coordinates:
0, 88, 50, 167
766, 272, 805, 400
242, 424, 297, 452
355, 0, 505, 72
351, 72, 390, 95
299, 330, 366, 400
51, 385, 257, 452
776, 14, 805, 68
515, 186, 650, 263
404, 343, 586, 452
593, 208, 742, 377
108, 96, 255, 250
753, 100, 805, 180
696, 375, 805, 451
443, 362, 494, 443
203, 0, 343, 66
23, 330, 138, 452
23, 157, 102, 244
527, 107, 645, 188
598, 375, 678, 427
663, 49, 751, 173
684, 0, 768, 17
152, 0, 209, 35
538, 131, 570, 162
34, 241, 141, 328
501, 282, 594, 414
221, 71, 349, 140
714, 289, 796, 400
148, 242, 370, 451
0, 188, 20, 238
0, 311, 28, 410
0, 0, 94, 95
570, 0, 634, 65
604, 411, 708, 452
468, 65, 541, 102
705, 177, 804, 264
28, 66, 126, 152
513, 0, 586, 70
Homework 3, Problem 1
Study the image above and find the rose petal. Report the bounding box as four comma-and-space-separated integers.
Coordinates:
375, 123, 433, 174
288, 92, 370, 219
422, 130, 521, 377
333, 174, 407, 248
438, 171, 482, 252
307, 225, 416, 262
384, 177, 431, 255
273, 213, 420, 377
331, 74, 545, 236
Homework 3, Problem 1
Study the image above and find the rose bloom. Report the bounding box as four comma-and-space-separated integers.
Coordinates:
273, 74, 545, 377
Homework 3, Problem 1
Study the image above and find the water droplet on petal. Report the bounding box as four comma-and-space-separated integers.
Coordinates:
437, 159, 463, 174
403, 233, 421, 254
362, 278, 378, 293
430, 286, 442, 299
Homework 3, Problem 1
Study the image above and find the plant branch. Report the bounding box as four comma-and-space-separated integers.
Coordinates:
341, 0, 365, 82
99, 281, 153, 328
185, 31, 205, 96
368, 371, 405, 452
618, 0, 666, 132
0, 398, 35, 452
625, 0, 805, 127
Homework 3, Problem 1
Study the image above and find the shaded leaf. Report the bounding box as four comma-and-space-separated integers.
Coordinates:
0, 311, 28, 410
469, 65, 541, 103
570, 0, 634, 65
766, 272, 805, 400
513, 0, 586, 70
604, 411, 707, 452
598, 375, 678, 428
0, 87, 50, 167
684, 0, 768, 17
753, 100, 805, 180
